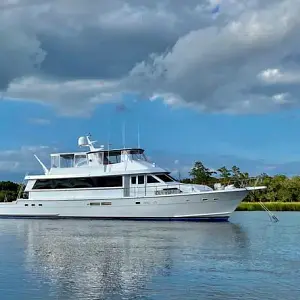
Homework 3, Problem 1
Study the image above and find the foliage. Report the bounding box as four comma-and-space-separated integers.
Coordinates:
237, 202, 300, 211
182, 161, 300, 202
189, 161, 217, 185
0, 181, 20, 202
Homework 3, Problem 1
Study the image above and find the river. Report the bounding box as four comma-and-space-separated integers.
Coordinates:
0, 212, 299, 299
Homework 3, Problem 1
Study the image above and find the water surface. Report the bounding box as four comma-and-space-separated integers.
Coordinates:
0, 212, 299, 299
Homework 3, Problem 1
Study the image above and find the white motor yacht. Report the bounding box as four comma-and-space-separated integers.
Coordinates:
0, 135, 266, 221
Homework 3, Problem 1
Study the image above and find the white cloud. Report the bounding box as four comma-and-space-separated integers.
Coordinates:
0, 145, 55, 173
28, 118, 51, 125
258, 68, 300, 84
272, 93, 292, 105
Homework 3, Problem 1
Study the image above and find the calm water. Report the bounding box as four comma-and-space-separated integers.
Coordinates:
0, 212, 299, 300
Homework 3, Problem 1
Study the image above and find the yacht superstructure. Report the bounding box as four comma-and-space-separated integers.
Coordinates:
0, 135, 266, 220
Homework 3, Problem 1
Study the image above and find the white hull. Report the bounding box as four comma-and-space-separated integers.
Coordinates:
0, 188, 252, 221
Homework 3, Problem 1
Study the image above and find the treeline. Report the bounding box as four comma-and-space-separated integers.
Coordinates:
0, 181, 20, 202
180, 161, 300, 202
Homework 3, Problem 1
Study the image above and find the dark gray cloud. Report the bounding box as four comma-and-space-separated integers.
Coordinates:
2, 0, 300, 115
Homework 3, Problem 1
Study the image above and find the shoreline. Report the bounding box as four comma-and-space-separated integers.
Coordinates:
237, 202, 300, 211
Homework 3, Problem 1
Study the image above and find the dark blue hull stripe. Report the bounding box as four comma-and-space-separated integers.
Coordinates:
0, 215, 229, 222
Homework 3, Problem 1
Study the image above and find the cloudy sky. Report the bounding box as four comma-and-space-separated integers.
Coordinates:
2, 0, 300, 181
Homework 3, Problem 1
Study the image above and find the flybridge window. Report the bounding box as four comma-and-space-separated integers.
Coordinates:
51, 154, 88, 168
32, 176, 123, 189
132, 153, 147, 161
104, 153, 121, 164
102, 151, 121, 165
155, 174, 175, 182
60, 154, 75, 168
75, 154, 88, 167
129, 149, 147, 161
51, 155, 60, 168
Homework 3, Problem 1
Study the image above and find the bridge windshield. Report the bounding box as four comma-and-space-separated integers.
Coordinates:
51, 153, 88, 168
129, 149, 147, 161
102, 149, 147, 164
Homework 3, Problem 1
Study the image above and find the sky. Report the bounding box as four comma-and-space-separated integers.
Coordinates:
2, 0, 300, 181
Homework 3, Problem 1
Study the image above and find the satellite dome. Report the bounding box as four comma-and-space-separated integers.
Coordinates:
78, 136, 88, 147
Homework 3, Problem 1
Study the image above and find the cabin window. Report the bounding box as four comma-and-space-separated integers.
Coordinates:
33, 179, 53, 189
94, 176, 123, 187
32, 175, 123, 190
131, 176, 136, 184
138, 175, 144, 185
147, 175, 159, 184
155, 174, 175, 182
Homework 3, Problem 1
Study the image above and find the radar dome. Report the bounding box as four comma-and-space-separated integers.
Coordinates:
78, 136, 88, 147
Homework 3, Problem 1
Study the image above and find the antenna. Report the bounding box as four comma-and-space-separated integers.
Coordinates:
107, 142, 110, 165
137, 122, 140, 148
122, 121, 126, 149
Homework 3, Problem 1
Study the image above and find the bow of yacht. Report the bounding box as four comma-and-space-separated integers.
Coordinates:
0, 135, 266, 221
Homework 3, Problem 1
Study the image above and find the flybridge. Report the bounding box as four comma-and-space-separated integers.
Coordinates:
50, 148, 147, 169
35, 135, 149, 172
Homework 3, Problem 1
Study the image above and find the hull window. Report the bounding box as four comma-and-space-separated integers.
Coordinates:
33, 176, 123, 190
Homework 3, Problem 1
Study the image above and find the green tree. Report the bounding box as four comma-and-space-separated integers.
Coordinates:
189, 161, 216, 185
217, 166, 231, 185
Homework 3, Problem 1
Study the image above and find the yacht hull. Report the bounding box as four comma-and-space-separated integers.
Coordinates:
0, 189, 251, 221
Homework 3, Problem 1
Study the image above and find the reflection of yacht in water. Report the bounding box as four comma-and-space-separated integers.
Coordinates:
21, 220, 249, 299
0, 135, 265, 221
